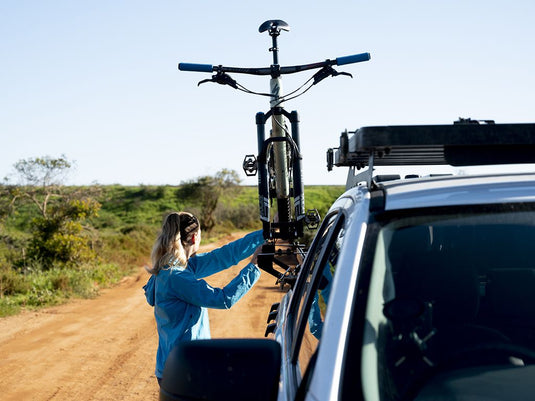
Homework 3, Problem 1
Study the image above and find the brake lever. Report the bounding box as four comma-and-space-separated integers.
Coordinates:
335, 71, 353, 79
197, 78, 213, 86
197, 72, 238, 89
312, 66, 353, 85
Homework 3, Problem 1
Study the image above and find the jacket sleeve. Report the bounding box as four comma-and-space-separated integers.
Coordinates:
143, 275, 156, 306
189, 230, 264, 278
169, 263, 261, 309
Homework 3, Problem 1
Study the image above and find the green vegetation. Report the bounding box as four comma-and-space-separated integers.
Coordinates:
0, 173, 344, 317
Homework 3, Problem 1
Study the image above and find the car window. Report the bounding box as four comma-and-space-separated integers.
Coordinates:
360, 205, 535, 400
292, 212, 345, 377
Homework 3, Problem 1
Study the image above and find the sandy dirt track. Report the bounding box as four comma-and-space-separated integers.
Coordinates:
0, 233, 285, 401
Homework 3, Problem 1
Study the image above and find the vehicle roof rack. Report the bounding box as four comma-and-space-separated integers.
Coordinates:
327, 120, 535, 188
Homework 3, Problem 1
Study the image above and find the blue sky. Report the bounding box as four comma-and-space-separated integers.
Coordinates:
2, 1, 534, 186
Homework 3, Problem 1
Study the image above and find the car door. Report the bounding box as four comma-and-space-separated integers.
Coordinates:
279, 210, 346, 400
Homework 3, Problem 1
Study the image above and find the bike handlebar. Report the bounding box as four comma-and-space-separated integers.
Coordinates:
336, 53, 371, 66
178, 63, 214, 73
178, 52, 370, 75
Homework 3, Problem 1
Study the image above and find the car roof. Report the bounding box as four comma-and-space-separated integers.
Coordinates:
381, 172, 535, 210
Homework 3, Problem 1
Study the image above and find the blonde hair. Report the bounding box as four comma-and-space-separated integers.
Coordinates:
147, 212, 200, 274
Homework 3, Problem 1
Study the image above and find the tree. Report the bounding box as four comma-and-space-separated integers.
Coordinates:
177, 169, 241, 233
11, 155, 73, 218
5, 155, 102, 269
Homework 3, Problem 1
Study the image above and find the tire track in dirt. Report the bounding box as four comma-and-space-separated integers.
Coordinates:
0, 232, 285, 400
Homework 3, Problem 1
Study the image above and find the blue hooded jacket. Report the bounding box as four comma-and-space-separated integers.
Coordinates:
143, 230, 264, 378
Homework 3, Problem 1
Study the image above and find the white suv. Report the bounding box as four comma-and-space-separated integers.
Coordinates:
159, 121, 535, 401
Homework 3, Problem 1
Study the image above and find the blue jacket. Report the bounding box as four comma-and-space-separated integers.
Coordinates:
143, 230, 264, 378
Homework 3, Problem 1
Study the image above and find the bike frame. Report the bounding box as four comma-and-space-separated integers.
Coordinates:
179, 20, 370, 286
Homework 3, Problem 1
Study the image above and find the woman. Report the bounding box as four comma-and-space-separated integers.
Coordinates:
143, 211, 264, 383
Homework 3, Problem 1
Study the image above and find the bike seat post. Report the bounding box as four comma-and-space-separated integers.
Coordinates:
270, 32, 280, 68
259, 20, 289, 77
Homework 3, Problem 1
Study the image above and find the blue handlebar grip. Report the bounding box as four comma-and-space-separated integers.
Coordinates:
178, 63, 214, 73
336, 53, 371, 66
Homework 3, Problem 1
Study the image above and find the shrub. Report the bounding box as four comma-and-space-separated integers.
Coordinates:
216, 202, 259, 230
27, 198, 100, 270
0, 265, 31, 297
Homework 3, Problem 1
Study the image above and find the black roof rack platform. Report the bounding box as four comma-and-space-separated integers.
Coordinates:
329, 122, 535, 170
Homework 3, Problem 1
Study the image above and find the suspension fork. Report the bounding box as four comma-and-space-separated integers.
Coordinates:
256, 112, 270, 237
290, 110, 305, 238
256, 109, 304, 240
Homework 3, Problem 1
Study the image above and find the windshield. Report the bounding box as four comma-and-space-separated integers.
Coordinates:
361, 205, 535, 400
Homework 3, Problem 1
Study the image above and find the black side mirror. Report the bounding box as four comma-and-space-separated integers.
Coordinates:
160, 339, 281, 401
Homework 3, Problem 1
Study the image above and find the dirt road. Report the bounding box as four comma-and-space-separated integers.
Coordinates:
0, 233, 285, 401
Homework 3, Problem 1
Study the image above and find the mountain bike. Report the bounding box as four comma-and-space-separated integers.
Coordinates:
179, 20, 370, 287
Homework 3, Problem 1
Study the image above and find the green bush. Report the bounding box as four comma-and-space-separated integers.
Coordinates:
39, 200, 99, 267
216, 202, 259, 230
0, 265, 31, 296
90, 263, 124, 286
99, 224, 154, 267
0, 296, 22, 316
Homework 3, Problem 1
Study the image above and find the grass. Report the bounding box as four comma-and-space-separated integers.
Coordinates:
0, 263, 129, 317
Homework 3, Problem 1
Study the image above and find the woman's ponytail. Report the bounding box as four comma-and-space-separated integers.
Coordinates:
147, 212, 199, 274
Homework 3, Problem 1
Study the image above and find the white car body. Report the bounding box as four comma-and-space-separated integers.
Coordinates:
273, 171, 535, 401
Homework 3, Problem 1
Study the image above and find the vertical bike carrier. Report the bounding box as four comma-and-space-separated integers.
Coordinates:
179, 20, 370, 288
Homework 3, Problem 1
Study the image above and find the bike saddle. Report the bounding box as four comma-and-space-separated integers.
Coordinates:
259, 20, 290, 34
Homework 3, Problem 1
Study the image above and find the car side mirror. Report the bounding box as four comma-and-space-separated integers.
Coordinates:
160, 338, 281, 401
